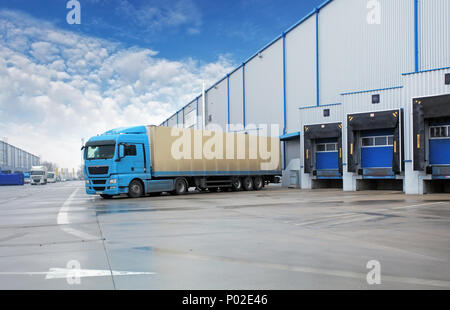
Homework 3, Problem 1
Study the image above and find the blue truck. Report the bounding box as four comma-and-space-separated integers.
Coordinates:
83, 125, 281, 199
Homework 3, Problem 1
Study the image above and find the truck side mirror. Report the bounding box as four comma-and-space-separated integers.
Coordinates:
117, 144, 125, 161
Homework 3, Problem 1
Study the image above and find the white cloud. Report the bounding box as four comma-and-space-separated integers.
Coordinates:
0, 9, 234, 170
116, 0, 203, 35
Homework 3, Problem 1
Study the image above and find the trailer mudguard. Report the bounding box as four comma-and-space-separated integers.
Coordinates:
304, 123, 343, 174
413, 95, 450, 171
347, 110, 402, 173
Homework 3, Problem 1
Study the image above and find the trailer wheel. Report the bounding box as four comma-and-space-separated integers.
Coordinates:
242, 177, 254, 191
128, 179, 144, 198
173, 178, 188, 195
231, 177, 242, 191
253, 176, 264, 191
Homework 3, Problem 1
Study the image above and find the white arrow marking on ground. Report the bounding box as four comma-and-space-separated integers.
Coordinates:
57, 188, 98, 240
0, 268, 156, 279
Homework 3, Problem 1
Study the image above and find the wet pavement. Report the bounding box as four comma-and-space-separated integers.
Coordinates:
0, 181, 449, 289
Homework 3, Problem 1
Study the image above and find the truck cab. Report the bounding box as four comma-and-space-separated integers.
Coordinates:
30, 166, 48, 185
23, 172, 31, 184
47, 172, 57, 183
84, 126, 151, 198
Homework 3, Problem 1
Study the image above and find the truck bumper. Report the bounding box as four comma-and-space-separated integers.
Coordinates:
85, 177, 128, 196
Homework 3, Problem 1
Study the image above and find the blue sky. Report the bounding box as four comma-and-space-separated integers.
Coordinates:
0, 0, 323, 169
1, 0, 323, 63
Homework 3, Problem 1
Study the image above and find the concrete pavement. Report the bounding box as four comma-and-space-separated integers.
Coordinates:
0, 181, 449, 289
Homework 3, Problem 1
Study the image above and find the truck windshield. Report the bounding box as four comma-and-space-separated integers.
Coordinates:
31, 171, 45, 175
48, 173, 55, 178
86, 145, 116, 160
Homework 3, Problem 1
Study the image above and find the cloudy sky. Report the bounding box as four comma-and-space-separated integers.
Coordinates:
0, 0, 322, 170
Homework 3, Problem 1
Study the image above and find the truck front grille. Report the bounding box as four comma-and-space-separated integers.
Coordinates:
93, 187, 106, 191
92, 180, 107, 185
88, 166, 109, 175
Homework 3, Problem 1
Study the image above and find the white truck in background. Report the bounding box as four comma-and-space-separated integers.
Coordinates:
30, 166, 47, 185
47, 172, 56, 183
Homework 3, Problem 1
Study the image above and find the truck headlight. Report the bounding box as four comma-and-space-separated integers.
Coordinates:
85, 180, 90, 184
109, 179, 117, 184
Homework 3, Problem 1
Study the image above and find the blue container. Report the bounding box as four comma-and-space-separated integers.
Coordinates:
0, 173, 25, 186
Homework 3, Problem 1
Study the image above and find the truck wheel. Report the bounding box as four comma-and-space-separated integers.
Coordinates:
231, 177, 242, 191
173, 178, 188, 195
242, 177, 254, 191
100, 194, 113, 199
128, 180, 144, 198
253, 176, 264, 191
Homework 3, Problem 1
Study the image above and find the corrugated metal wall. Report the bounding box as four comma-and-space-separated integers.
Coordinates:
419, 0, 450, 71
161, 0, 448, 130
158, 0, 449, 183
167, 113, 178, 127
341, 88, 404, 113
206, 78, 228, 128
299, 104, 344, 129
244, 40, 284, 134
229, 67, 244, 126
319, 0, 414, 106
285, 15, 317, 128
0, 140, 40, 173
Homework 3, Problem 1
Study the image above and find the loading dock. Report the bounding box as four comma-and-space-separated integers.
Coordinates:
347, 109, 404, 190
413, 94, 450, 193
304, 122, 343, 189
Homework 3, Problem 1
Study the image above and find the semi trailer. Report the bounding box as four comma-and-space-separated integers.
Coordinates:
83, 125, 281, 198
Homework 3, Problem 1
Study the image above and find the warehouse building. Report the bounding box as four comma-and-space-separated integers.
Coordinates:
161, 0, 450, 194
0, 140, 40, 174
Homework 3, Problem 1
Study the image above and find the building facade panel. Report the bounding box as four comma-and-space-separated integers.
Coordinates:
341, 88, 404, 115
244, 39, 284, 135
419, 0, 450, 71
205, 78, 228, 129
167, 114, 178, 127
285, 15, 317, 123
229, 67, 244, 127
319, 0, 414, 106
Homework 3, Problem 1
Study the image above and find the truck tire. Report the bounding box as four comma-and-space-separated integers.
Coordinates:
253, 176, 264, 191
128, 180, 144, 198
242, 177, 254, 191
173, 178, 188, 195
231, 177, 242, 191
